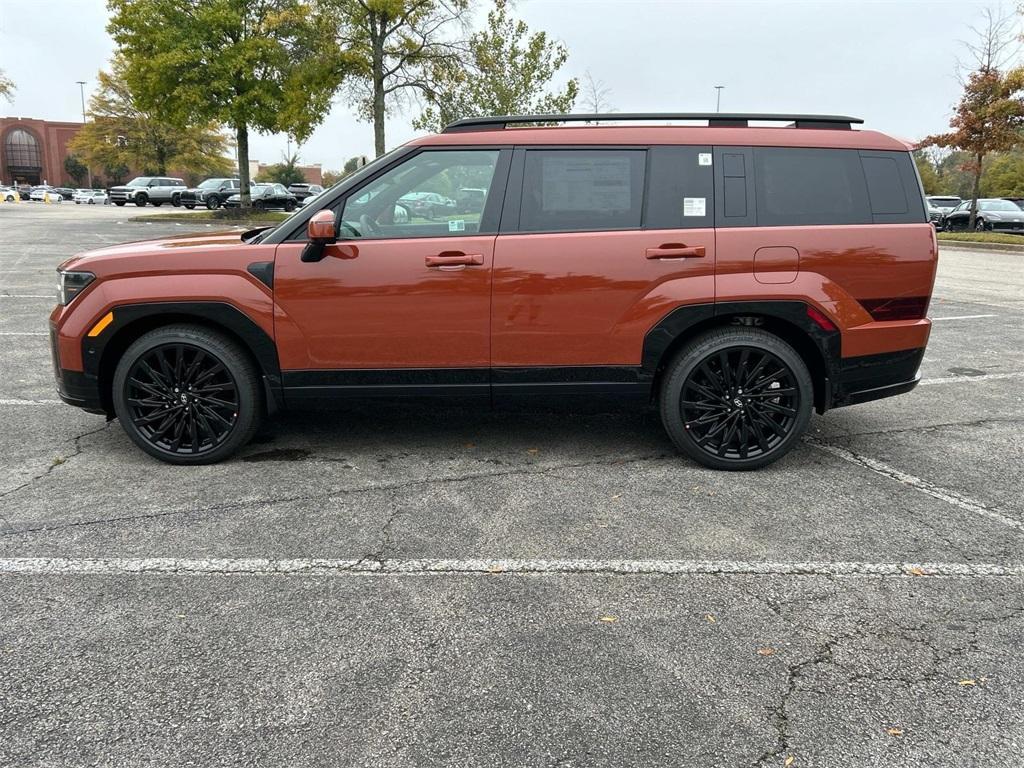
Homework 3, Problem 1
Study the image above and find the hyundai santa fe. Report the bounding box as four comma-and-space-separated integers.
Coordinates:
50, 112, 936, 470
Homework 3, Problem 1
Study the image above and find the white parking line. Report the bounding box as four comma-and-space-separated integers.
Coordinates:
0, 295, 53, 299
808, 440, 1022, 532
920, 371, 1024, 386
931, 314, 998, 321
0, 399, 61, 406
0, 557, 1021, 577
0, 332, 47, 336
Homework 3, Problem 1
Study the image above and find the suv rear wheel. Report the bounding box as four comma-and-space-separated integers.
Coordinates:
659, 328, 813, 470
112, 325, 263, 464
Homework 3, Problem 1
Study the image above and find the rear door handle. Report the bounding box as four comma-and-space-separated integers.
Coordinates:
645, 245, 706, 260
425, 252, 485, 267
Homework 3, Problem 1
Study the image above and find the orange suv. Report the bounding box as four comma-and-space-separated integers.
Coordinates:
50, 113, 936, 469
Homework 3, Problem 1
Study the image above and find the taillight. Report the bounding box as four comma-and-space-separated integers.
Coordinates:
859, 296, 930, 321
806, 305, 837, 331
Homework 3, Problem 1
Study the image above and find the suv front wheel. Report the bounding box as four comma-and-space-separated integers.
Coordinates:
112, 325, 263, 464
659, 328, 813, 470
134, 192, 148, 207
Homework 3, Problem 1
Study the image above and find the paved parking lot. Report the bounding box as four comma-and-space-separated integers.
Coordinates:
1, 202, 1023, 766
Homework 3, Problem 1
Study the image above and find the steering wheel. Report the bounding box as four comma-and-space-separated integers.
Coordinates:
359, 214, 378, 236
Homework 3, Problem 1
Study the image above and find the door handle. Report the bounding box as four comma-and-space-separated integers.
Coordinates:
645, 244, 706, 260
425, 252, 484, 267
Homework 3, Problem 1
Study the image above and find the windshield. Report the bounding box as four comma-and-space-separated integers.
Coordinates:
980, 200, 1020, 211
199, 179, 227, 189
928, 197, 960, 207
127, 177, 153, 187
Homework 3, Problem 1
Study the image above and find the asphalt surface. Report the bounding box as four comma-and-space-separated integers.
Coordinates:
1, 201, 1023, 767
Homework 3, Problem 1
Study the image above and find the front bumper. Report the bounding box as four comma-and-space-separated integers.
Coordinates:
49, 325, 105, 413
989, 221, 1024, 232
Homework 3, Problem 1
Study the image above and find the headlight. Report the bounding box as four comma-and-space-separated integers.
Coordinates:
58, 270, 95, 305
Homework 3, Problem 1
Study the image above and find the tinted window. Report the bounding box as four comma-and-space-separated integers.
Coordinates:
753, 147, 870, 226
645, 146, 714, 229
520, 149, 645, 232
862, 156, 907, 214
340, 149, 500, 239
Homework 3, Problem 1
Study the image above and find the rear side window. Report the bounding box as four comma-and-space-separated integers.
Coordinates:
753, 147, 870, 226
519, 149, 645, 232
860, 150, 927, 224
645, 146, 714, 229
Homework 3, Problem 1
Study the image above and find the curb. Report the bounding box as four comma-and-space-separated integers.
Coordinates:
938, 240, 1024, 253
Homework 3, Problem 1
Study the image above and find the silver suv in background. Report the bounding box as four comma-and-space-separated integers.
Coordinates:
925, 195, 962, 230
108, 177, 186, 207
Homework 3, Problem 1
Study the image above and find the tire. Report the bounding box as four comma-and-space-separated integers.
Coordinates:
115, 201, 125, 207
112, 325, 263, 465
284, 199, 296, 212
975, 218, 987, 232
171, 194, 181, 207
659, 327, 813, 471
88, 199, 95, 205
135, 193, 148, 207
205, 196, 220, 210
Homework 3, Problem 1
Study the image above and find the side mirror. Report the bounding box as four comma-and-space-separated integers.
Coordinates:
301, 210, 337, 263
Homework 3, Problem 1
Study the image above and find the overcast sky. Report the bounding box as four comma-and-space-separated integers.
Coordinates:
0, 0, 1007, 171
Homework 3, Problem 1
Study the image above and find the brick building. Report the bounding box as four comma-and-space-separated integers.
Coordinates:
248, 159, 322, 186
0, 117, 85, 187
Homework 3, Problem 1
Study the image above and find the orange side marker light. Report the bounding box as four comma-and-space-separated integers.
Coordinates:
87, 312, 114, 337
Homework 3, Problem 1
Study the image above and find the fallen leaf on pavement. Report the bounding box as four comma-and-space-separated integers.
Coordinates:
907, 567, 926, 576
757, 647, 776, 656
886, 727, 903, 737
785, 757, 795, 766
599, 615, 618, 623
705, 614, 716, 623
958, 679, 976, 686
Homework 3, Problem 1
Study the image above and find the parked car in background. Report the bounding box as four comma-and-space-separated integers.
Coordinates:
1001, 197, 1024, 209
924, 195, 962, 229
74, 189, 109, 205
29, 186, 61, 202
297, 187, 325, 207
52, 187, 75, 201
1, 185, 18, 202
178, 178, 250, 210
223, 182, 297, 211
456, 187, 487, 213
944, 198, 1024, 232
108, 177, 186, 207
398, 190, 457, 219
287, 183, 323, 202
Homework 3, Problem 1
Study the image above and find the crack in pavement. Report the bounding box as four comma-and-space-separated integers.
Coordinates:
0, 422, 113, 533
0, 453, 674, 538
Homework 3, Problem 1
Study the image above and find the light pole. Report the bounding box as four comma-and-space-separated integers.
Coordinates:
714, 85, 724, 113
75, 81, 93, 188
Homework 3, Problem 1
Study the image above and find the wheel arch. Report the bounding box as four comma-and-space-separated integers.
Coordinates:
84, 302, 281, 416
642, 301, 840, 413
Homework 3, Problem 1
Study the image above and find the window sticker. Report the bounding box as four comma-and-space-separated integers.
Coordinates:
448, 219, 466, 232
683, 197, 707, 217
541, 156, 632, 212
698, 153, 712, 166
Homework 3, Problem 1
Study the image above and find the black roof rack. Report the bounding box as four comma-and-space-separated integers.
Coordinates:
442, 113, 864, 133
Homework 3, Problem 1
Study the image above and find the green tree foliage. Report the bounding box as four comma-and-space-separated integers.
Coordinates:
322, 169, 345, 186
924, 9, 1024, 227
108, 0, 354, 206
256, 152, 307, 186
64, 155, 89, 187
0, 69, 13, 102
414, 0, 578, 133
67, 56, 233, 178
980, 150, 1024, 196
331, 0, 472, 156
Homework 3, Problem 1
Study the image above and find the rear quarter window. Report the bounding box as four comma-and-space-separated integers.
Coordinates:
753, 147, 870, 226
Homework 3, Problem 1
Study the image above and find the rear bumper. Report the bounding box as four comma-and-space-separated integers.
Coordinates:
829, 347, 925, 409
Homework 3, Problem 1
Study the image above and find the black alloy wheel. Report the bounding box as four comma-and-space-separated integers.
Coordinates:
660, 328, 812, 470
113, 325, 262, 464
135, 193, 148, 207
206, 196, 220, 210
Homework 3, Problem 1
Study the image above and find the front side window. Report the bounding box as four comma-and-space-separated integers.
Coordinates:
340, 149, 500, 239
519, 149, 645, 232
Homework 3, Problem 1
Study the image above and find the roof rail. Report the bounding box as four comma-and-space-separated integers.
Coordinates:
442, 113, 864, 133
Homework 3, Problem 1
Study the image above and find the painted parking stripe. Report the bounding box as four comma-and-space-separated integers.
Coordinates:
920, 371, 1024, 385
0, 295, 54, 299
807, 439, 1022, 532
0, 399, 61, 405
0, 557, 1022, 578
0, 332, 47, 336
931, 314, 998, 321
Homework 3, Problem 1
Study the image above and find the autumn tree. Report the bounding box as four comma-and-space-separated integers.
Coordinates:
68, 57, 233, 178
330, 0, 471, 155
414, 0, 577, 133
0, 70, 13, 102
925, 9, 1024, 228
108, 0, 354, 206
